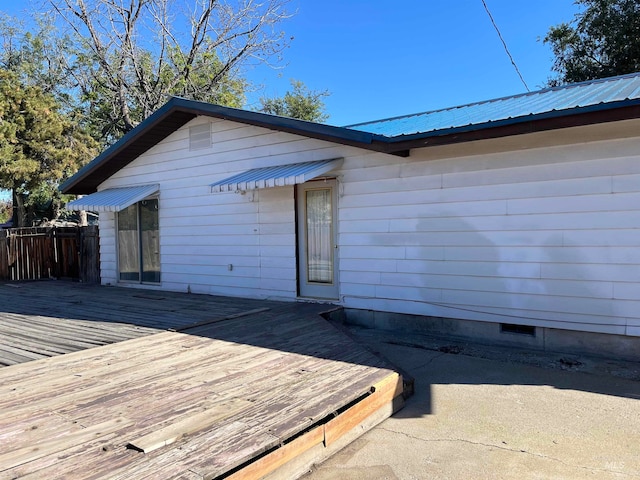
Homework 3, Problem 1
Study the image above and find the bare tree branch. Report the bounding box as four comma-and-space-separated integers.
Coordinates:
49, 0, 292, 139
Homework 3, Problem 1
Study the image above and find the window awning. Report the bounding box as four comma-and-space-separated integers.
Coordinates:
65, 184, 159, 212
210, 159, 343, 193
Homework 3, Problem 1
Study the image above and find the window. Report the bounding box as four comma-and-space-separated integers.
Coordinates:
117, 198, 160, 283
305, 188, 333, 283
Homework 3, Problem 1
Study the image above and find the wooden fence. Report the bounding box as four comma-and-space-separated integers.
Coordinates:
0, 226, 100, 283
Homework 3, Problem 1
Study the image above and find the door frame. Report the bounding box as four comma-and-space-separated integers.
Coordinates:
296, 179, 339, 299
116, 197, 161, 284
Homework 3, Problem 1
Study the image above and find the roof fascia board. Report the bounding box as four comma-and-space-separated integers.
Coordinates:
61, 97, 395, 194
61, 94, 640, 194
383, 100, 640, 153
170, 97, 381, 146
60, 101, 195, 194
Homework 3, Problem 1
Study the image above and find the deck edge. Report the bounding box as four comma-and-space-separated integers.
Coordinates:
218, 371, 405, 480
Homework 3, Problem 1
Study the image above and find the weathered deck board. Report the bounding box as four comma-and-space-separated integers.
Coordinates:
0, 281, 286, 366
0, 282, 402, 479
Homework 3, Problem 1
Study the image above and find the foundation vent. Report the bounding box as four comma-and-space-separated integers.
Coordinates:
500, 323, 536, 336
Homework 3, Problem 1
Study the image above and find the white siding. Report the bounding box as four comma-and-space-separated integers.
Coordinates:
97, 117, 640, 336
336, 135, 640, 336
98, 117, 352, 300
98, 212, 117, 286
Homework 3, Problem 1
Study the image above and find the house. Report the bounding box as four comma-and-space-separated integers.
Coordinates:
63, 72, 640, 360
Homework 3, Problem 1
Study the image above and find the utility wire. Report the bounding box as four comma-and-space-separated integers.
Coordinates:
481, 0, 530, 92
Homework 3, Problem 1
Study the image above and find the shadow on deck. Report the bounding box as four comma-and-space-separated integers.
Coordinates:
0, 282, 407, 479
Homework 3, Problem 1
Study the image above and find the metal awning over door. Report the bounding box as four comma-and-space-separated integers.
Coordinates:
210, 159, 342, 193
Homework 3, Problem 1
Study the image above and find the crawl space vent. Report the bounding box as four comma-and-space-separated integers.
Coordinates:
500, 323, 536, 336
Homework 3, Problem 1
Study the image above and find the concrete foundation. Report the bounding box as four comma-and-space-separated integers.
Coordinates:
331, 308, 640, 362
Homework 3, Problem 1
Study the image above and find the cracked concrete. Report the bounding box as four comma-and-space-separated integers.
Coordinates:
302, 327, 640, 480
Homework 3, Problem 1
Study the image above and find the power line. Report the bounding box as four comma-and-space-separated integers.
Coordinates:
481, 0, 530, 92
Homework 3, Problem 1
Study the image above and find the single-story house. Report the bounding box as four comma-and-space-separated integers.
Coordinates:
63, 72, 640, 359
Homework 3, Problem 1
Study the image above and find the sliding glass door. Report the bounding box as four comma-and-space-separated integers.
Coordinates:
118, 198, 160, 283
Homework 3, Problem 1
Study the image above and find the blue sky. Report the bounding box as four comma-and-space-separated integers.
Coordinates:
245, 0, 579, 126
0, 0, 580, 201
1, 0, 580, 125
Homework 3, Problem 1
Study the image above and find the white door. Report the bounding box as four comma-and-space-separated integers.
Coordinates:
297, 180, 339, 299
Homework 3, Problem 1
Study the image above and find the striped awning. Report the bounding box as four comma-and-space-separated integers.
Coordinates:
210, 159, 343, 193
65, 184, 159, 212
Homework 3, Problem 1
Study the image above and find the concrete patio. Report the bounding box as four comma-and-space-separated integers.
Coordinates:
304, 325, 640, 479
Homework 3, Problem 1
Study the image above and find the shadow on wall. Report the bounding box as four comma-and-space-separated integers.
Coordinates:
367, 212, 622, 353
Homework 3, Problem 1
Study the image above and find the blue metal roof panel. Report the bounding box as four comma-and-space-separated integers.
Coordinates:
210, 159, 343, 193
347, 73, 640, 137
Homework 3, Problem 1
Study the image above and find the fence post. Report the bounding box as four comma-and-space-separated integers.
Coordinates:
79, 225, 100, 284
0, 230, 8, 281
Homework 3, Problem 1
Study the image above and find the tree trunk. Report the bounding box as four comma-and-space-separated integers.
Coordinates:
12, 189, 27, 228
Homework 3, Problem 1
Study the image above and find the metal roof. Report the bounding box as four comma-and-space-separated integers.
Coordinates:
210, 159, 343, 193
65, 184, 159, 212
60, 73, 640, 195
346, 72, 640, 137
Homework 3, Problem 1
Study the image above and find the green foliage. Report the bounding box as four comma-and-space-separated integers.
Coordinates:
0, 69, 98, 225
0, 5, 330, 223
545, 0, 640, 85
0, 199, 10, 223
259, 80, 330, 123
0, 14, 76, 106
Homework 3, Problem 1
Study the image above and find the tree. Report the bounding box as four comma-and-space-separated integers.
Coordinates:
259, 79, 330, 122
544, 0, 640, 85
50, 0, 291, 142
0, 198, 10, 224
0, 14, 82, 115
0, 69, 97, 226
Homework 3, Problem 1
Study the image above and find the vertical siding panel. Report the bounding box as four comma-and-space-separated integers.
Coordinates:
257, 187, 296, 299
99, 213, 117, 285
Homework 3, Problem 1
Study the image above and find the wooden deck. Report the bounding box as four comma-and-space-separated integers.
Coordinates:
0, 282, 404, 479
0, 281, 288, 366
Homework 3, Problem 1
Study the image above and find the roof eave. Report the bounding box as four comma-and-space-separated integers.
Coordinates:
60, 100, 197, 194
61, 97, 389, 195
171, 97, 378, 145
61, 97, 640, 195
382, 99, 640, 153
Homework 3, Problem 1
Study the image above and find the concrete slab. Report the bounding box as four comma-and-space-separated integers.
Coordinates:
303, 327, 640, 480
